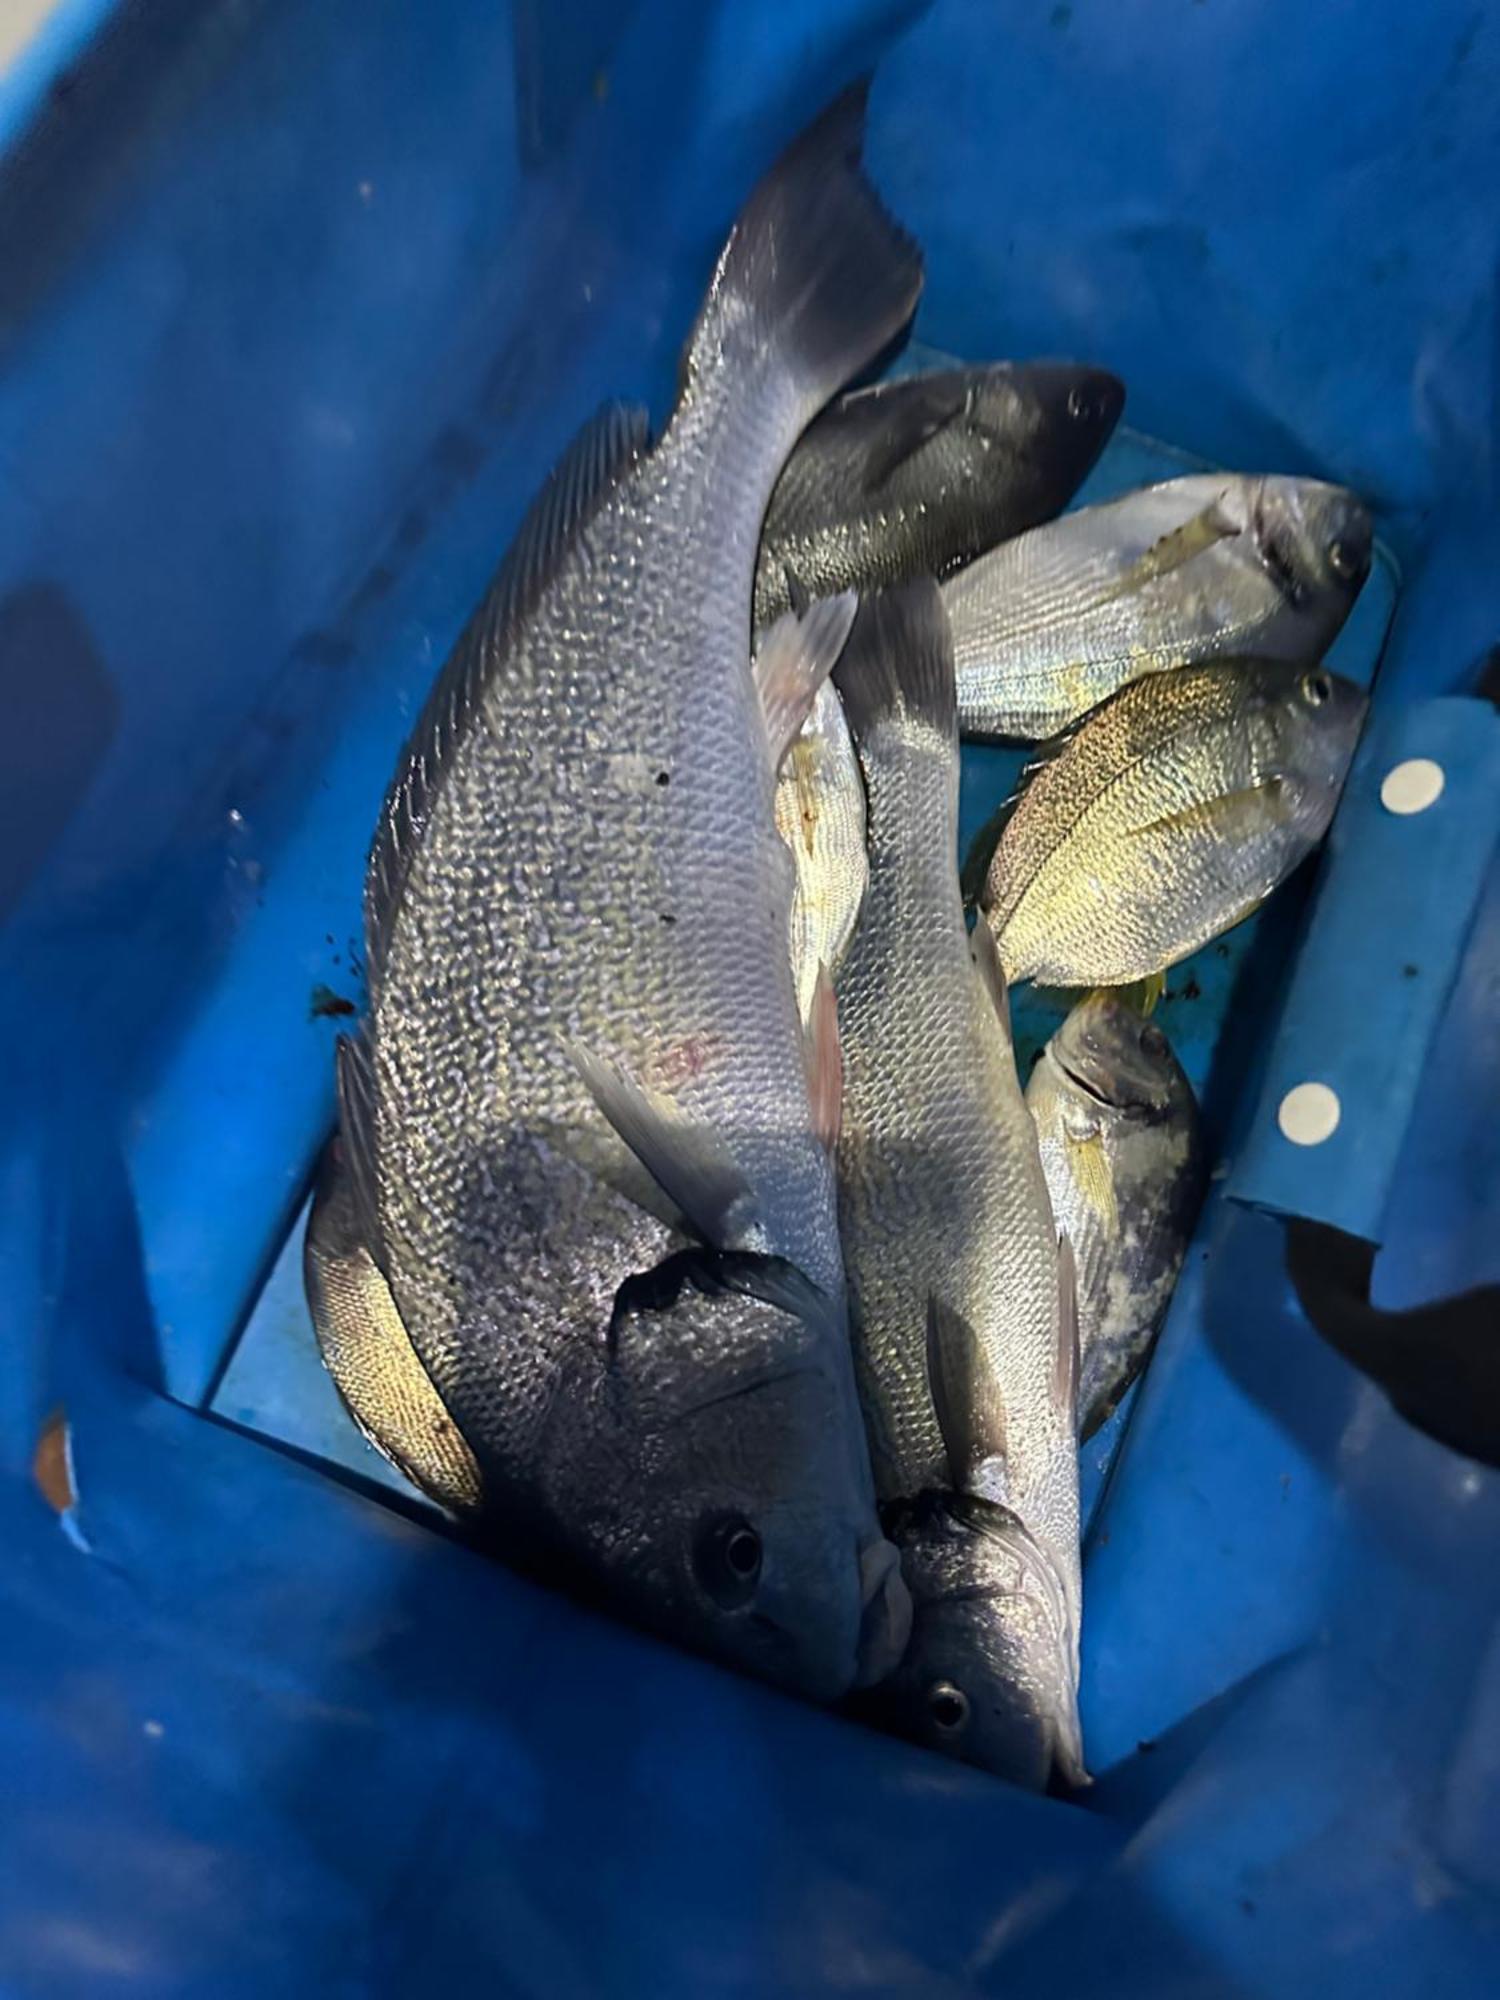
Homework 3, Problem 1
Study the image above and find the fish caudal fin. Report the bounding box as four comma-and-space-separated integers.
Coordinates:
833, 579, 957, 748
682, 81, 922, 408
754, 591, 858, 769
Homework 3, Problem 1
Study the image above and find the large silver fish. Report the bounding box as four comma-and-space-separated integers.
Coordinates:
946, 473, 1372, 741
307, 88, 922, 1700
755, 362, 1123, 627
1027, 995, 1204, 1438
832, 584, 1084, 1788
976, 659, 1368, 987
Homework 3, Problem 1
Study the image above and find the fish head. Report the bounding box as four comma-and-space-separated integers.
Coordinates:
1248, 661, 1369, 840
860, 1492, 1087, 1791
1250, 478, 1372, 612
1049, 992, 1194, 1127
566, 1248, 909, 1702
974, 363, 1124, 490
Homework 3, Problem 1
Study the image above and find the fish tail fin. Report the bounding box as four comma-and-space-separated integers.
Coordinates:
833, 580, 956, 749
682, 81, 922, 409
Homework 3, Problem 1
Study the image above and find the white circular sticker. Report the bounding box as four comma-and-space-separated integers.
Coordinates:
1380, 758, 1445, 815
1278, 1081, 1342, 1147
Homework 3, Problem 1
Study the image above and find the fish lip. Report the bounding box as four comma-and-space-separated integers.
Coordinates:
851, 1535, 913, 1688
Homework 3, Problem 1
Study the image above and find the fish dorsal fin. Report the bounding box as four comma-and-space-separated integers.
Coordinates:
959, 716, 1088, 907
853, 375, 970, 492
1054, 1234, 1081, 1429
365, 404, 651, 983
335, 1030, 384, 1266
754, 591, 858, 770
569, 1043, 757, 1250
1091, 493, 1240, 605
927, 1294, 1010, 1498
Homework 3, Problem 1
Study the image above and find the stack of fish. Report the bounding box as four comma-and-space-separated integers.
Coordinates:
304, 85, 1371, 1789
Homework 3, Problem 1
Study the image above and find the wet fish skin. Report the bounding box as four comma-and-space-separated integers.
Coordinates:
315, 88, 922, 1701
1027, 995, 1204, 1438
775, 676, 869, 1020
308, 1130, 913, 1696
832, 583, 1083, 1788
861, 1492, 1086, 1789
947, 474, 1372, 741
980, 659, 1368, 987
755, 362, 1124, 627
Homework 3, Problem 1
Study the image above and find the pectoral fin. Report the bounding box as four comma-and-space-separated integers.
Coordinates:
1131, 776, 1292, 846
1092, 496, 1240, 605
569, 1043, 756, 1249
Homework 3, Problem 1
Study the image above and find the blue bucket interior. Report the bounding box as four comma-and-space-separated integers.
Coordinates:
2, 3, 1498, 1993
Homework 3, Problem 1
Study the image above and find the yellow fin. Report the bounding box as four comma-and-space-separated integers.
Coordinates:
1065, 1126, 1118, 1233
1110, 972, 1166, 1016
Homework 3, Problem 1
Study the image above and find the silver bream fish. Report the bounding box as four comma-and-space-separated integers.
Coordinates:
947, 473, 1372, 741
832, 584, 1084, 1788
307, 88, 922, 1700
977, 659, 1368, 987
1027, 995, 1204, 1438
755, 362, 1123, 627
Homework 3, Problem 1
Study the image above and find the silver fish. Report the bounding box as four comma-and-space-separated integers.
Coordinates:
755, 362, 1124, 627
977, 659, 1368, 987
309, 1129, 905, 1692
774, 673, 869, 1022
309, 87, 922, 1700
946, 473, 1372, 741
832, 584, 1084, 1788
1027, 996, 1204, 1438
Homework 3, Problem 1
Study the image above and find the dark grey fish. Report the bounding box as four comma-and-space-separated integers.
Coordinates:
1027, 996, 1204, 1437
755, 362, 1124, 627
307, 88, 922, 1701
832, 584, 1084, 1789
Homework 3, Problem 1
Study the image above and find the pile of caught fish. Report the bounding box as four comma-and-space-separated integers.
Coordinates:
304, 87, 1370, 1789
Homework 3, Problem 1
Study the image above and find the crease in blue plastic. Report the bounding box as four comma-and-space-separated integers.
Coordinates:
1229, 695, 1500, 1242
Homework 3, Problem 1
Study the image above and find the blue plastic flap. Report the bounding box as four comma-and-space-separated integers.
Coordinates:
1229, 696, 1500, 1242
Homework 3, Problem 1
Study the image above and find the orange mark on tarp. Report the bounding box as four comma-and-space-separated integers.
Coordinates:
34, 1406, 76, 1514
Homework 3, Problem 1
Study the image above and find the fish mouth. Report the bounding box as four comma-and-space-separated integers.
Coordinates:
851, 1535, 913, 1688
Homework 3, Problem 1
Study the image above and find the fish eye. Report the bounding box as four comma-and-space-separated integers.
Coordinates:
1139, 1023, 1168, 1058
1327, 537, 1361, 581
1300, 672, 1333, 708
926, 1681, 970, 1734
1066, 385, 1100, 423
692, 1513, 763, 1607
